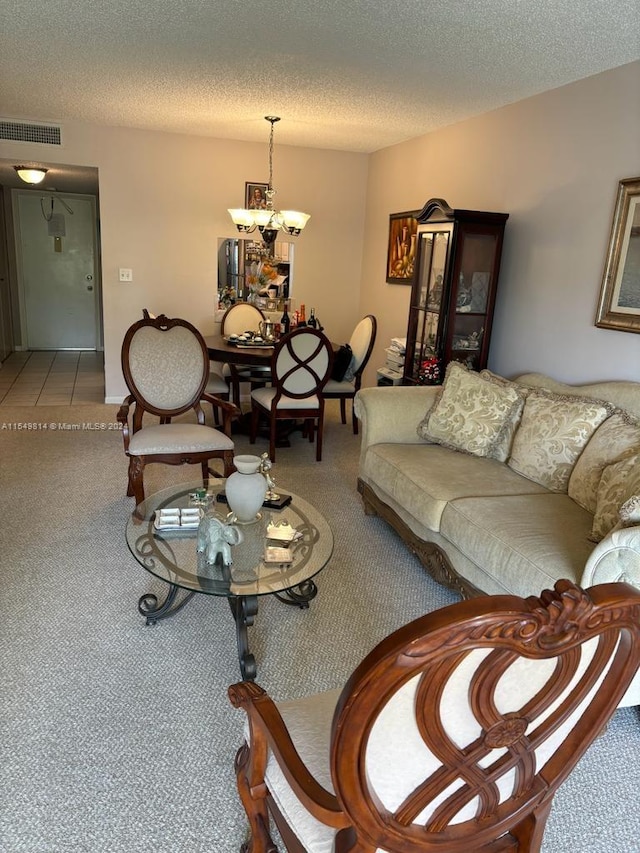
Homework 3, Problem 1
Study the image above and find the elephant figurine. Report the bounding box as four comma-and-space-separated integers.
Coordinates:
196, 514, 243, 566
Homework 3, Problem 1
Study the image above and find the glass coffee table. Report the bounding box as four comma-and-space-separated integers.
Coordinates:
126, 481, 334, 680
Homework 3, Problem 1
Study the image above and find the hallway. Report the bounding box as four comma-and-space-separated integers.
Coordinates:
0, 350, 105, 405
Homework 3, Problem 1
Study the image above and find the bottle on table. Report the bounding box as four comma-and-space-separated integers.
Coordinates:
308, 307, 317, 329
280, 304, 290, 336
298, 304, 307, 326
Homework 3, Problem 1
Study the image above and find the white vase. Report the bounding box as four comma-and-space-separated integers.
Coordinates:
226, 455, 267, 524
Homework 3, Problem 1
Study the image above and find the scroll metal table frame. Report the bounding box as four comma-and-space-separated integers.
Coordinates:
126, 481, 334, 681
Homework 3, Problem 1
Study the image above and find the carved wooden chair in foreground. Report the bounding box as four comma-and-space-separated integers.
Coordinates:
118, 314, 238, 505
229, 580, 640, 852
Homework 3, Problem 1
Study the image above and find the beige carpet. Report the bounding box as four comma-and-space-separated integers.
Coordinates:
1, 402, 639, 851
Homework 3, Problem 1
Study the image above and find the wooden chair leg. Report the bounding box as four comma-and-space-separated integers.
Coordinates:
307, 419, 315, 443
250, 404, 259, 445
128, 456, 145, 505
316, 412, 324, 461
269, 412, 277, 463
339, 398, 347, 424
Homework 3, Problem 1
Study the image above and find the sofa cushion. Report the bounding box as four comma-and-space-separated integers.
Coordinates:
479, 370, 530, 461
507, 390, 611, 493
362, 443, 549, 533
439, 493, 595, 599
591, 451, 640, 542
568, 412, 640, 513
417, 363, 526, 459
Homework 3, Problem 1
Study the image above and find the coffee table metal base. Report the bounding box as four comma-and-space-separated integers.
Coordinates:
137, 581, 316, 681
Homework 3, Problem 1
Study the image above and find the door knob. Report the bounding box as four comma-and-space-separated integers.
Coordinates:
86, 274, 93, 281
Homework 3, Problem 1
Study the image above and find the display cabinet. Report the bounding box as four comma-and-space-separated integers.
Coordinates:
403, 199, 509, 385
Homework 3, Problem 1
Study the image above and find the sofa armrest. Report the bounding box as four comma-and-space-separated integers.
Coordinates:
581, 524, 640, 589
354, 385, 439, 464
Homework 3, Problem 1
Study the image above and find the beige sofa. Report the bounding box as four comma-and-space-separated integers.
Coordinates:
354, 366, 640, 706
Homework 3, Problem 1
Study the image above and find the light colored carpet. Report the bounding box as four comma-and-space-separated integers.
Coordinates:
1, 403, 639, 852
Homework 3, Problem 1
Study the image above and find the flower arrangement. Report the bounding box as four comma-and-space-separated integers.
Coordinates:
246, 261, 278, 296
417, 356, 442, 385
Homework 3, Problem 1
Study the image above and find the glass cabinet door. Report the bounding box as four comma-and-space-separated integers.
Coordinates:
406, 229, 450, 383
448, 231, 500, 371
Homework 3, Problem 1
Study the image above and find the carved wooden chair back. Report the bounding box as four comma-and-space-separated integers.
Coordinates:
249, 327, 333, 462
118, 314, 236, 504
229, 580, 640, 852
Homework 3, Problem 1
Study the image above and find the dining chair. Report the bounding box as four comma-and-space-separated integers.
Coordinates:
142, 308, 230, 424
322, 314, 377, 434
249, 327, 334, 462
229, 579, 640, 853
220, 302, 269, 407
118, 314, 238, 505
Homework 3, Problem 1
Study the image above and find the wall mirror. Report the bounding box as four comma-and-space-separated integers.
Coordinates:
218, 238, 293, 306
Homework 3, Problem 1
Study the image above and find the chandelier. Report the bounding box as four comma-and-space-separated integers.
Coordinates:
228, 116, 310, 253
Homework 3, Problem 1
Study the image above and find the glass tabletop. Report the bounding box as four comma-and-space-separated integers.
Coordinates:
126, 481, 334, 598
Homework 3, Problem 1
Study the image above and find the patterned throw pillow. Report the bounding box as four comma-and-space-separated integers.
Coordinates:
479, 370, 529, 462
507, 390, 611, 493
591, 451, 640, 542
568, 412, 640, 513
416, 362, 526, 459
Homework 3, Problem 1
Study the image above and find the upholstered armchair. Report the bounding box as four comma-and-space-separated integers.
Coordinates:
229, 580, 640, 852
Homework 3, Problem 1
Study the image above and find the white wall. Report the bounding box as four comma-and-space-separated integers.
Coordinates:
360, 61, 640, 387
1, 122, 368, 400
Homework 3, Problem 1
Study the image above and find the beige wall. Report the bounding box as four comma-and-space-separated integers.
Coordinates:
2, 60, 639, 399
1, 122, 368, 400
360, 60, 640, 387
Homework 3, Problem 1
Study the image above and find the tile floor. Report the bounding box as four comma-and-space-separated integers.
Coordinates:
0, 350, 105, 406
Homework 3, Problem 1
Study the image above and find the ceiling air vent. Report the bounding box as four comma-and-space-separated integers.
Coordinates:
0, 119, 62, 146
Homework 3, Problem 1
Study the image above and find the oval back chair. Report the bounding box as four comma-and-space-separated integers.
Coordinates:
219, 302, 269, 406
249, 327, 334, 462
118, 314, 237, 504
230, 579, 640, 852
323, 314, 377, 434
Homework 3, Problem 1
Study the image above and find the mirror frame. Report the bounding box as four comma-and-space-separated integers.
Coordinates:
595, 176, 640, 334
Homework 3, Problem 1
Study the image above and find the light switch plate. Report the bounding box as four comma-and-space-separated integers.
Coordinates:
119, 268, 133, 282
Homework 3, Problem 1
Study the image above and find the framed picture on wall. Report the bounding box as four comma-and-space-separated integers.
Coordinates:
386, 211, 419, 284
595, 176, 640, 334
245, 182, 269, 210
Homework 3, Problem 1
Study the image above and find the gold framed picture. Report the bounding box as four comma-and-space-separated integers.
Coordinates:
595, 176, 640, 334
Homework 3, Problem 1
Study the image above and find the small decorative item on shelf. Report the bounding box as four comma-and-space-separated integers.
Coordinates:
225, 454, 268, 524
196, 513, 243, 566
417, 356, 443, 385
259, 453, 279, 501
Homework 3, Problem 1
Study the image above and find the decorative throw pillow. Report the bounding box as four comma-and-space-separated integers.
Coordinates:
619, 494, 640, 526
591, 451, 640, 542
507, 390, 611, 493
568, 412, 640, 513
416, 362, 526, 458
479, 370, 529, 461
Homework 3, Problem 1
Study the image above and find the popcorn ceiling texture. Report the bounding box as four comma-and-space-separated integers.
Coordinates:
1, 0, 639, 152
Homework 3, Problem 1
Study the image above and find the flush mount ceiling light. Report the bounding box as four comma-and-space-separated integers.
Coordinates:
228, 116, 310, 253
14, 165, 48, 185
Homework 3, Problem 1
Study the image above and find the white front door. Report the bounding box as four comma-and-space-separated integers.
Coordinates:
14, 191, 99, 349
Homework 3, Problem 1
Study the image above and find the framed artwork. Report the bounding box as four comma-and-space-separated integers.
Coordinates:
595, 176, 640, 334
245, 182, 269, 210
386, 211, 419, 284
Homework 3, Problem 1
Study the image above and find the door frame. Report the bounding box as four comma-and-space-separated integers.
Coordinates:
12, 189, 103, 350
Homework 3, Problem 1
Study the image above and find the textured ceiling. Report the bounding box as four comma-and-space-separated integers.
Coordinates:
0, 0, 639, 157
